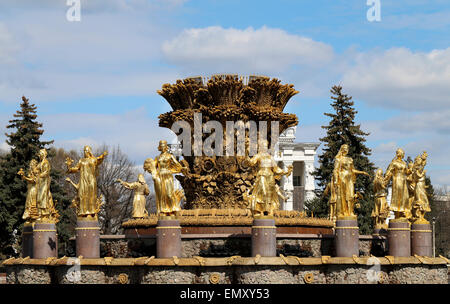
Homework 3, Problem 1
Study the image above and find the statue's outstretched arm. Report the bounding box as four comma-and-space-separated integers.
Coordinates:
66, 157, 80, 173
117, 179, 135, 190
353, 169, 369, 176
21, 174, 36, 184
383, 163, 393, 184
96, 151, 108, 165
65, 177, 79, 190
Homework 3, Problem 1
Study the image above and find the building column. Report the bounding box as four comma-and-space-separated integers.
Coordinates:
304, 160, 316, 202
282, 161, 293, 211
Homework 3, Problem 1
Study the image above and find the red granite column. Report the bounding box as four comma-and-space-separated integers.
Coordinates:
388, 220, 411, 257
411, 222, 432, 257
22, 223, 34, 258
156, 217, 181, 258
33, 222, 57, 258
76, 220, 100, 258
251, 217, 277, 257
334, 219, 359, 257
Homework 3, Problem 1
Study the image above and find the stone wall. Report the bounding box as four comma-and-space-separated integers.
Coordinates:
73, 234, 387, 259
3, 257, 448, 284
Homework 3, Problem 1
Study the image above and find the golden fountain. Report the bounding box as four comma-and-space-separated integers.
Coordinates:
123, 75, 333, 233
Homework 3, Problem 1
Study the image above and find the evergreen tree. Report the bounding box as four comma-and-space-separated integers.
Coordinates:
306, 86, 376, 234
47, 147, 77, 256
0, 96, 54, 257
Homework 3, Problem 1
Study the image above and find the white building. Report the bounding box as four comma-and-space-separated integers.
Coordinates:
168, 126, 320, 212
274, 126, 320, 211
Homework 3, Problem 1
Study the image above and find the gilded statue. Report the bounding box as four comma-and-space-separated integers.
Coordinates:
143, 140, 185, 216
329, 144, 369, 220
65, 146, 108, 220
32, 149, 59, 222
384, 148, 411, 220
244, 140, 292, 217
116, 174, 150, 218
17, 159, 39, 223
371, 168, 390, 229
411, 152, 430, 224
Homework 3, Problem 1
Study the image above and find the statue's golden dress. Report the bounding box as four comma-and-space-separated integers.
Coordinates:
372, 169, 389, 228
36, 157, 53, 217
155, 151, 183, 214
247, 151, 289, 216
385, 150, 410, 219
19, 160, 38, 221
412, 164, 430, 222
329, 144, 368, 220
334, 156, 357, 217
67, 146, 107, 218
118, 175, 149, 218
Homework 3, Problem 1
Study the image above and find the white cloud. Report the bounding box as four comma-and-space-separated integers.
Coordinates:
382, 110, 450, 134
0, 5, 183, 103
341, 47, 450, 111
0, 23, 19, 65
162, 26, 334, 74
40, 108, 177, 162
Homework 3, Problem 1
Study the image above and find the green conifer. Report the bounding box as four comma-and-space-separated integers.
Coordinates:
0, 96, 53, 257
306, 86, 376, 234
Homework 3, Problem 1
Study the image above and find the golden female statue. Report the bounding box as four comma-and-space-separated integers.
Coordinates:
384, 148, 410, 220
18, 159, 39, 222
117, 174, 150, 218
245, 140, 292, 217
330, 144, 369, 219
371, 168, 390, 229
143, 140, 185, 216
411, 153, 430, 223
65, 146, 108, 220
36, 149, 58, 222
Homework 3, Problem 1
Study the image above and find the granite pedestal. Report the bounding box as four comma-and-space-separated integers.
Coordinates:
334, 218, 359, 257
33, 222, 57, 259
76, 220, 100, 258
251, 217, 276, 257
411, 222, 432, 257
156, 217, 181, 258
388, 220, 411, 257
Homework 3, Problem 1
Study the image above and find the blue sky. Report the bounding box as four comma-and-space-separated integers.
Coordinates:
0, 0, 449, 189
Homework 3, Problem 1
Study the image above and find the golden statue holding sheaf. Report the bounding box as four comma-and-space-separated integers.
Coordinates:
244, 140, 292, 217
19, 149, 59, 223
371, 168, 390, 230
65, 145, 108, 220
411, 151, 430, 224
18, 159, 39, 223
329, 144, 369, 220
116, 174, 150, 218
143, 140, 185, 216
